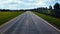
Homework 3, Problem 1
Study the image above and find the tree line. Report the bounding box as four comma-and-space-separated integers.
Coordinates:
0, 3, 60, 17
30, 3, 60, 17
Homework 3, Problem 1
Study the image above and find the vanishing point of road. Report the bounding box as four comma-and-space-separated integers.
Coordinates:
0, 11, 60, 34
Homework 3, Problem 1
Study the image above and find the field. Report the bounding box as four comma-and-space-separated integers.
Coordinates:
0, 11, 24, 25
33, 12, 60, 29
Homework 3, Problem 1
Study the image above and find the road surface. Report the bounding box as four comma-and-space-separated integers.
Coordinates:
0, 11, 60, 34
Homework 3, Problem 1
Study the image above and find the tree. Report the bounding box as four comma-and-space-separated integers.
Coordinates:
48, 5, 53, 15
54, 3, 60, 10
49, 5, 52, 10
53, 3, 60, 17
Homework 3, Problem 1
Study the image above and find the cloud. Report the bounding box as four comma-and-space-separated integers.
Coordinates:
0, 0, 60, 10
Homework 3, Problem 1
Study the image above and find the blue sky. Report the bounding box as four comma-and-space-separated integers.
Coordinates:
0, 0, 60, 10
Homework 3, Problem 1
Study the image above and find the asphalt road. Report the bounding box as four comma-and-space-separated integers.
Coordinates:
0, 11, 60, 34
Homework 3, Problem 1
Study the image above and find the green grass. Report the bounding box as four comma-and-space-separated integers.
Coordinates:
0, 11, 24, 25
33, 12, 60, 29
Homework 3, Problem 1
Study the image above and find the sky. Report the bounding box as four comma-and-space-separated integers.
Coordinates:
0, 0, 60, 10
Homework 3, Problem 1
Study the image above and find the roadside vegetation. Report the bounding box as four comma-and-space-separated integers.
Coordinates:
31, 3, 60, 29
33, 12, 60, 29
0, 11, 24, 25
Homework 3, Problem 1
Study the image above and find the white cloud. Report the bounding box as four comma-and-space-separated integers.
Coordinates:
0, 0, 60, 10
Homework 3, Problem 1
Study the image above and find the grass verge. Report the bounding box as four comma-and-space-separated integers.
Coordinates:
0, 11, 24, 25
33, 12, 60, 29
